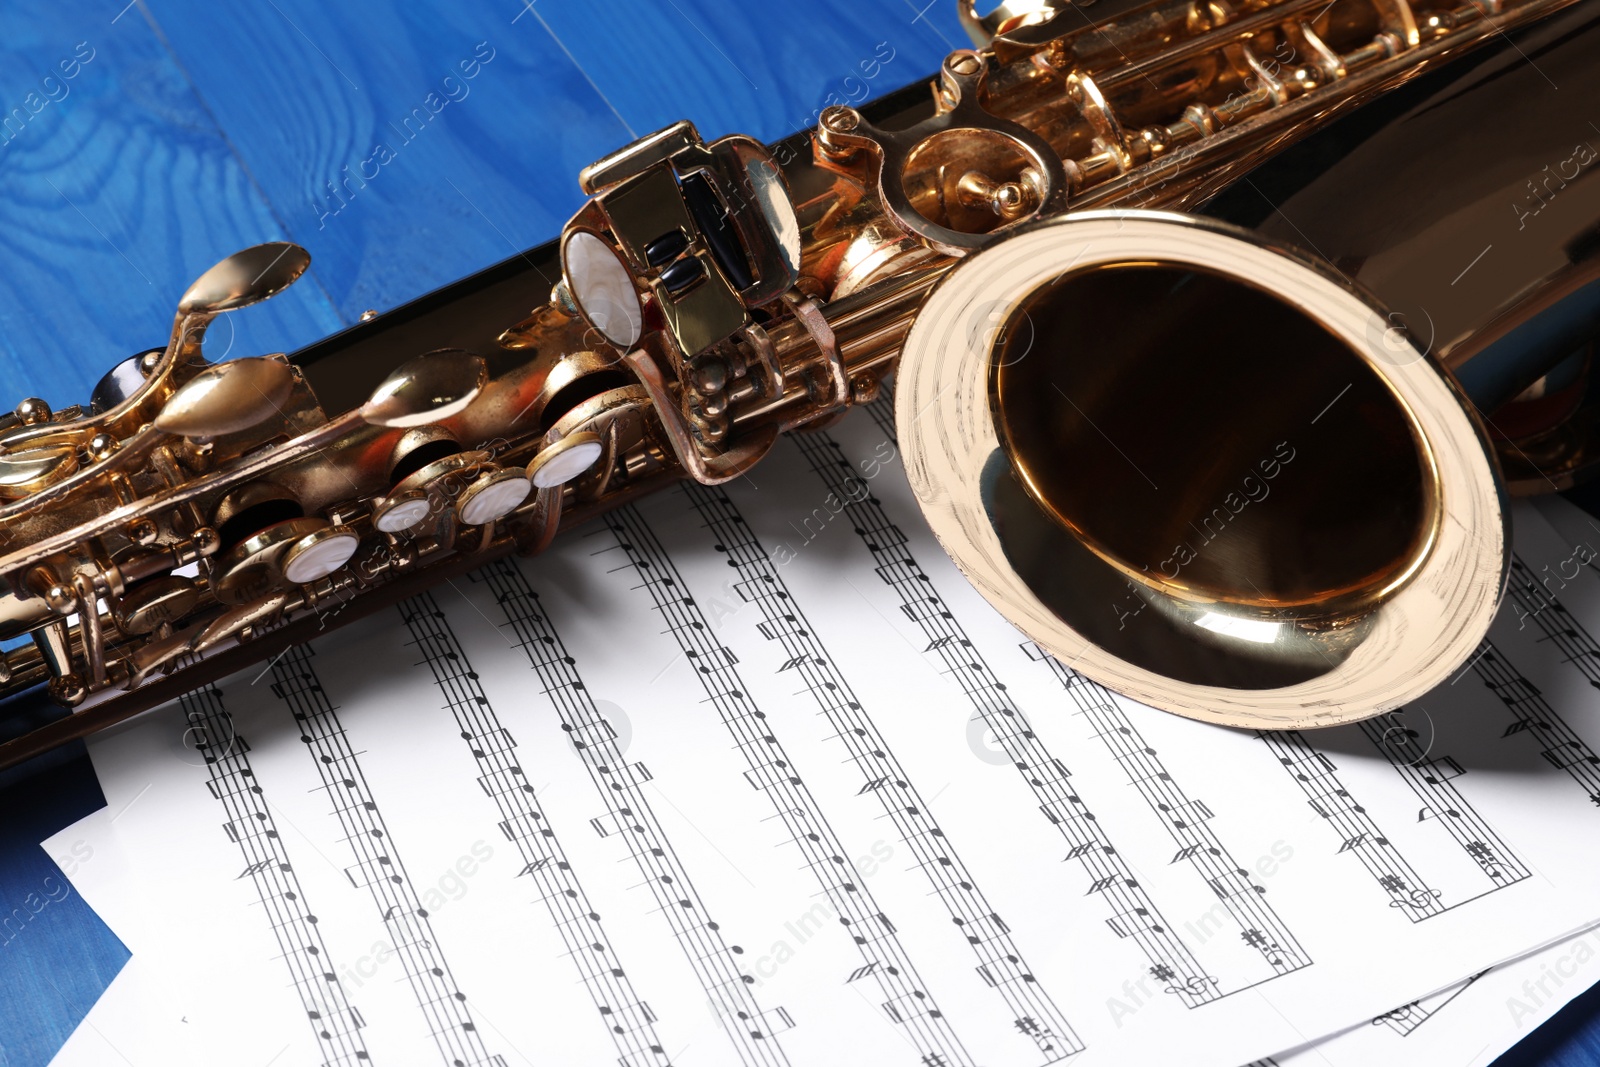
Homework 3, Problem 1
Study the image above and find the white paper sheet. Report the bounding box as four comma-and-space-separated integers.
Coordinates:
1265, 495, 1600, 1067
51, 402, 1600, 1067
1266, 927, 1600, 1067
48, 809, 1600, 1067
39, 800, 201, 1067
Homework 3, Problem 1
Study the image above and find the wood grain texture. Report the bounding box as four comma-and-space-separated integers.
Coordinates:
0, 759, 129, 1067
140, 0, 639, 323
0, 0, 966, 408
529, 0, 962, 142
0, 1, 1589, 1065
0, 1, 344, 409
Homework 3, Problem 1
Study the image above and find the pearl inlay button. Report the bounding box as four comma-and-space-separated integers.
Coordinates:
564, 231, 642, 349
457, 471, 532, 526
282, 528, 359, 585
747, 159, 800, 274
529, 436, 604, 488
374, 496, 432, 533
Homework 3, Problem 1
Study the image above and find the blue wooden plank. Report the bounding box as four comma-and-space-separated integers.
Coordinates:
137, 0, 963, 327
0, 1, 343, 410
139, 0, 638, 324
0, 5, 354, 1061
1503, 980, 1600, 1067
529, 0, 964, 144
0, 2, 1595, 1066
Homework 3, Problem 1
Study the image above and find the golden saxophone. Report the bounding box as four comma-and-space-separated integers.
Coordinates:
1, 0, 1597, 768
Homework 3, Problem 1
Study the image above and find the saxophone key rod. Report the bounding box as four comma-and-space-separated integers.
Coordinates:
0, 0, 1594, 769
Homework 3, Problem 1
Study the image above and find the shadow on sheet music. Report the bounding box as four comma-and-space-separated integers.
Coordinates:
1300, 658, 1593, 787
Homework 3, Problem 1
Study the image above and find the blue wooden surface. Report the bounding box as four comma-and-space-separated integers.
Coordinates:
0, 1, 1592, 1064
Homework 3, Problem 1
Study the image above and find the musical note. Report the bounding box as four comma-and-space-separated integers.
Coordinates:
265, 642, 497, 1065
1336, 833, 1370, 854
176, 681, 375, 1063
463, 567, 783, 1066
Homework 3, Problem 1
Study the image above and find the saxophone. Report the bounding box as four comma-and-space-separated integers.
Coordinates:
1, 0, 1596, 768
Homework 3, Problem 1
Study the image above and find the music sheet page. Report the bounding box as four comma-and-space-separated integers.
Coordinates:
44, 792, 1600, 1067
48, 403, 1600, 1067
1265, 496, 1600, 1067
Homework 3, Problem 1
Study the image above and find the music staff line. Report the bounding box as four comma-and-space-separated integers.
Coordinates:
863, 394, 1309, 981
178, 673, 374, 1066
444, 567, 797, 1067
680, 479, 1082, 1063
1026, 650, 1311, 986
793, 426, 1217, 1002
795, 423, 1305, 1001
1371, 969, 1489, 1037
863, 390, 1527, 1051
1357, 709, 1530, 892
267, 643, 503, 1067
1490, 558, 1600, 803
1259, 731, 1472, 921
399, 592, 691, 1067
1260, 730, 1441, 918
603, 503, 976, 1066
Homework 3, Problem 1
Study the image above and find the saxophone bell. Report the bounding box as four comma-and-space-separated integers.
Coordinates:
0, 0, 1595, 769
898, 210, 1507, 729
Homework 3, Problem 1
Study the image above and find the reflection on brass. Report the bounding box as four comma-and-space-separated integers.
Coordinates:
178, 242, 311, 315
0, 0, 1596, 768
900, 213, 1499, 729
0, 446, 77, 500
359, 349, 488, 428
992, 263, 1432, 614
391, 450, 494, 500
212, 517, 324, 605
113, 576, 200, 635
154, 356, 295, 438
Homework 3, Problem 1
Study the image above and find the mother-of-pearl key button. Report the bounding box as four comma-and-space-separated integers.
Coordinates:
456, 469, 532, 526
374, 493, 433, 533
528, 432, 605, 489
563, 230, 642, 349
282, 527, 360, 585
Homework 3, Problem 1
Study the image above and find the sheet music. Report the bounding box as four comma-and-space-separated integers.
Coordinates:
46, 790, 1599, 1067
1261, 927, 1600, 1067
1264, 494, 1600, 1067
49, 400, 1600, 1067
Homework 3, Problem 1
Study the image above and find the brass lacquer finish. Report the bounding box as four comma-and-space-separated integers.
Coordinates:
901, 213, 1502, 724
359, 349, 488, 428
991, 263, 1435, 613
0, 0, 1592, 767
